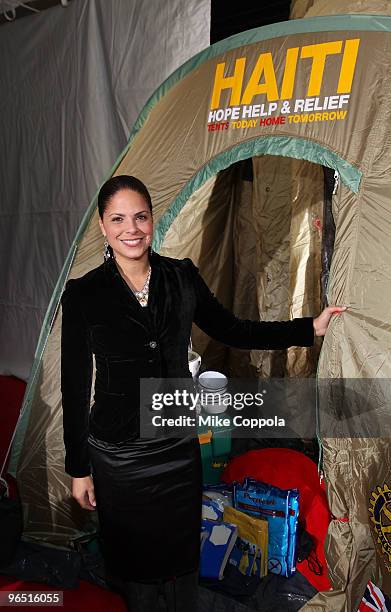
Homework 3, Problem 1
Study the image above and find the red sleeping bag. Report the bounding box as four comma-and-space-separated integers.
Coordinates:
222, 448, 332, 592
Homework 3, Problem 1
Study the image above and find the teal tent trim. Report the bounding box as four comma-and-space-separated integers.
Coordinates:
152, 135, 361, 251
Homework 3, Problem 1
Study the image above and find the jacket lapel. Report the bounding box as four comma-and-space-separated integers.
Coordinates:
103, 255, 150, 331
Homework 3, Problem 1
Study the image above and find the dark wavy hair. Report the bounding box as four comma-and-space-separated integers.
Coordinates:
98, 175, 152, 219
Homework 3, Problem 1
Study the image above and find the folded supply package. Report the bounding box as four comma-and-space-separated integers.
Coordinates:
202, 497, 224, 521
200, 519, 238, 580
203, 484, 233, 503
233, 477, 299, 577
203, 484, 233, 517
223, 505, 268, 578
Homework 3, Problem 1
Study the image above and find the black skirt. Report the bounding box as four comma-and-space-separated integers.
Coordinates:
88, 433, 202, 582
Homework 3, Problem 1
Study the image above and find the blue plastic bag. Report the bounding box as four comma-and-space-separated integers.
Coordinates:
233, 477, 299, 577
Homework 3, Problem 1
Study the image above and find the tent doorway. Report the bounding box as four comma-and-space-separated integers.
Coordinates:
160, 155, 337, 384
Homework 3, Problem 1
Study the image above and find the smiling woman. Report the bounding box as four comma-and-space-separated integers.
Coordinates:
60, 174, 344, 612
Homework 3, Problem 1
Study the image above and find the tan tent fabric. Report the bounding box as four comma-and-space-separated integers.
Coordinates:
286, 4, 391, 610
287, 158, 323, 376
250, 156, 323, 378
162, 167, 238, 372
290, 1, 316, 20
292, 0, 391, 18
250, 156, 293, 378
226, 167, 260, 378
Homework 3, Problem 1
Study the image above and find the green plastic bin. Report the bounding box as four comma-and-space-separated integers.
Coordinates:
198, 415, 235, 484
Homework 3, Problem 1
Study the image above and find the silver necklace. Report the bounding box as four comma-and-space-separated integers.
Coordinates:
131, 266, 151, 307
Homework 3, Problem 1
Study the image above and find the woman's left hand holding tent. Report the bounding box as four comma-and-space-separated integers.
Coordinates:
313, 305, 347, 337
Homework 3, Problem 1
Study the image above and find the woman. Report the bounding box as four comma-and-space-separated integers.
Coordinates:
60, 175, 345, 611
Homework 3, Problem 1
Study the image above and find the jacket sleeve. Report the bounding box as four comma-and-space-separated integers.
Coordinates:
60, 279, 93, 478
188, 259, 314, 350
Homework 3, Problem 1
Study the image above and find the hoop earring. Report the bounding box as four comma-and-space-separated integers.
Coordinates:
103, 238, 112, 261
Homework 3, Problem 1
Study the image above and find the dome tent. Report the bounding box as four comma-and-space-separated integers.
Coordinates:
7, 14, 391, 610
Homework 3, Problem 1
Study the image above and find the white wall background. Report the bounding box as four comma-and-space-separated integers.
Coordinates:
0, 0, 210, 381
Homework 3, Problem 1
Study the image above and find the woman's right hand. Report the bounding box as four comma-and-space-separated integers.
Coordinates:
71, 476, 96, 511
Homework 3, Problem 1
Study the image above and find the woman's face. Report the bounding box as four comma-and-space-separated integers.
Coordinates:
99, 188, 153, 264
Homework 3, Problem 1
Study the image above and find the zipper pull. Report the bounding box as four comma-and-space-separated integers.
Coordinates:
332, 170, 340, 196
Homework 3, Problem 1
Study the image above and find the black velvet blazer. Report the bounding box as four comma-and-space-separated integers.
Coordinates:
60, 252, 314, 477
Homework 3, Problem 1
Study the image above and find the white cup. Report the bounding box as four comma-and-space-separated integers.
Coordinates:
198, 370, 228, 391
188, 350, 201, 379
